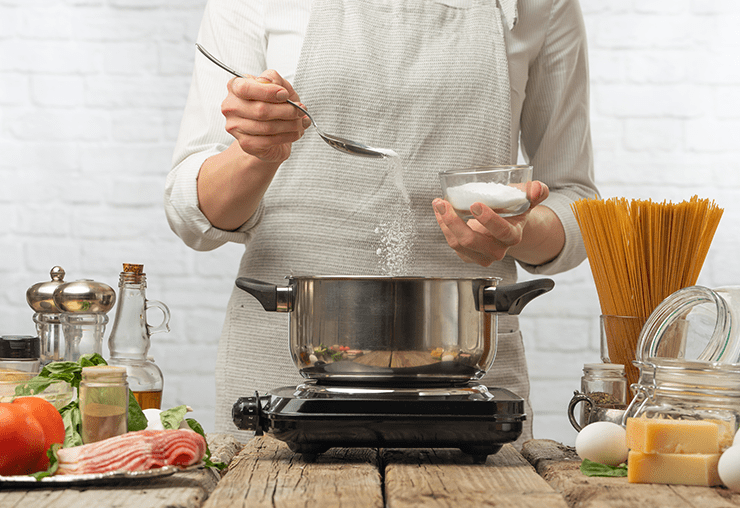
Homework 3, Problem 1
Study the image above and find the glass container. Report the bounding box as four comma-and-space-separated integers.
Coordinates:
625, 358, 740, 450
0, 335, 41, 374
581, 363, 628, 409
636, 286, 740, 365
568, 363, 628, 431
79, 365, 129, 444
107, 264, 170, 409
439, 165, 532, 219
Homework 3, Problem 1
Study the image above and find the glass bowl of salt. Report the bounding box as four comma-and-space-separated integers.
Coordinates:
439, 165, 532, 219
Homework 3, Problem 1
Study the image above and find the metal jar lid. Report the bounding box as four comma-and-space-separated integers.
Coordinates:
26, 266, 66, 313
0, 335, 41, 359
53, 279, 116, 313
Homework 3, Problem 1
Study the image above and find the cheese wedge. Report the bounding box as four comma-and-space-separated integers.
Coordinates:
627, 450, 722, 486
626, 417, 733, 454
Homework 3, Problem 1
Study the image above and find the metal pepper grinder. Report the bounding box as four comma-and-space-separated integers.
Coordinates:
26, 266, 67, 365
53, 278, 116, 362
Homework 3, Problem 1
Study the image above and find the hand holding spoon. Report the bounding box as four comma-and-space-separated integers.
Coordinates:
195, 43, 389, 159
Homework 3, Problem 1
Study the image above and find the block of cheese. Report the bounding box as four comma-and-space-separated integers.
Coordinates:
626, 417, 733, 454
627, 450, 722, 486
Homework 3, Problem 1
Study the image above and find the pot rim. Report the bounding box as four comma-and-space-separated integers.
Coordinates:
286, 275, 503, 283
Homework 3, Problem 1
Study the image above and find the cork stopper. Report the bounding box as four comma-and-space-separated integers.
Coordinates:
123, 264, 144, 274
120, 263, 146, 287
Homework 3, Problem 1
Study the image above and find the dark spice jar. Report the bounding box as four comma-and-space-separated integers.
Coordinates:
0, 335, 41, 373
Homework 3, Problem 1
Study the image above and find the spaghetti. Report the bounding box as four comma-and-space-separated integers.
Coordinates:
571, 196, 723, 384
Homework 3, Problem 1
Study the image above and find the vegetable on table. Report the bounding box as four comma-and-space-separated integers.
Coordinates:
0, 397, 65, 476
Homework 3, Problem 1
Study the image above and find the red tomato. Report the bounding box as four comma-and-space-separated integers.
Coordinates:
0, 397, 65, 476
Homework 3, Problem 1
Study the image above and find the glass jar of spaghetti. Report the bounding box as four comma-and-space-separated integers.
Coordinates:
625, 358, 740, 450
635, 286, 740, 366
79, 365, 129, 444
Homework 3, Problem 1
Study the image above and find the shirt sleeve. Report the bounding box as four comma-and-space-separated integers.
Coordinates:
164, 0, 268, 251
517, 0, 599, 275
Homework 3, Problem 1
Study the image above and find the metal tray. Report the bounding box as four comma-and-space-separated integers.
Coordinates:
0, 465, 188, 487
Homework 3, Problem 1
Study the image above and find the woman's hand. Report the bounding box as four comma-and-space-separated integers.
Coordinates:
221, 70, 311, 163
432, 181, 561, 267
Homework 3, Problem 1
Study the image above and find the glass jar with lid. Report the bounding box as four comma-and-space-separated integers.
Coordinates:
79, 365, 129, 444
568, 363, 628, 431
580, 363, 628, 408
0, 335, 41, 374
624, 358, 740, 450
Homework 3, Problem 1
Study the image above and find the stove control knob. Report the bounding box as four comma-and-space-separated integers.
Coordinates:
232, 392, 267, 435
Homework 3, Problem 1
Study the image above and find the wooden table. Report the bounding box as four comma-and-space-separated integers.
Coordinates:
4, 437, 740, 507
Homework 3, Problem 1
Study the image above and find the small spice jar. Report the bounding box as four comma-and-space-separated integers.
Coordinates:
568, 363, 629, 431
580, 363, 629, 409
79, 365, 129, 444
0, 335, 41, 374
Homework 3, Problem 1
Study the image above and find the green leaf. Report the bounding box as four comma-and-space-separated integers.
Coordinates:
185, 418, 227, 471
60, 401, 83, 448
127, 391, 147, 432
30, 443, 62, 481
160, 405, 188, 430
580, 458, 628, 477
18, 354, 109, 398
79, 353, 107, 369
14, 377, 58, 397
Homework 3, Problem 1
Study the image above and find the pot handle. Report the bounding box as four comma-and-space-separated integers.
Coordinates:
235, 278, 292, 312
482, 278, 554, 315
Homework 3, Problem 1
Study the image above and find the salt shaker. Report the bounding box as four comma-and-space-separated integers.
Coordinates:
79, 365, 129, 444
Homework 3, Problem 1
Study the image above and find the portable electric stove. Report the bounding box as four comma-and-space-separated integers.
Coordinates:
232, 380, 525, 463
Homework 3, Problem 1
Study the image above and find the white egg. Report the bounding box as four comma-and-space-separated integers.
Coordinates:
575, 421, 629, 466
719, 446, 740, 490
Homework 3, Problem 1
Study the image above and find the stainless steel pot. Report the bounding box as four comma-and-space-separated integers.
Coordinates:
236, 275, 553, 385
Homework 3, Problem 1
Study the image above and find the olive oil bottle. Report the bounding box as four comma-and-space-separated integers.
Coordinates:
107, 264, 170, 409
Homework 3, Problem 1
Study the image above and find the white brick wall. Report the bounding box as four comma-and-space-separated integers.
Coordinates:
1, 0, 739, 447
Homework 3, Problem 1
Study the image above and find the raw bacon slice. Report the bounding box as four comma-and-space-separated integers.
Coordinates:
56, 429, 207, 475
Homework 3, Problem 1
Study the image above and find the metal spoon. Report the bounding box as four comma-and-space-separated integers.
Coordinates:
195, 43, 389, 159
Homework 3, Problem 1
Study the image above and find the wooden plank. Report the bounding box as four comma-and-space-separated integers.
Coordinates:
203, 436, 384, 508
521, 439, 740, 508
382, 444, 570, 508
0, 433, 242, 508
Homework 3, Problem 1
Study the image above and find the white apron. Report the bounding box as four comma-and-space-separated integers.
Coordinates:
216, 0, 534, 445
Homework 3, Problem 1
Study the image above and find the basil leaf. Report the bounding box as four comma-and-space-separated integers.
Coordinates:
580, 458, 628, 477
160, 405, 189, 430
79, 353, 107, 370
14, 377, 58, 397
186, 418, 227, 471
30, 443, 62, 481
127, 391, 148, 432
60, 400, 83, 448
19, 353, 108, 398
